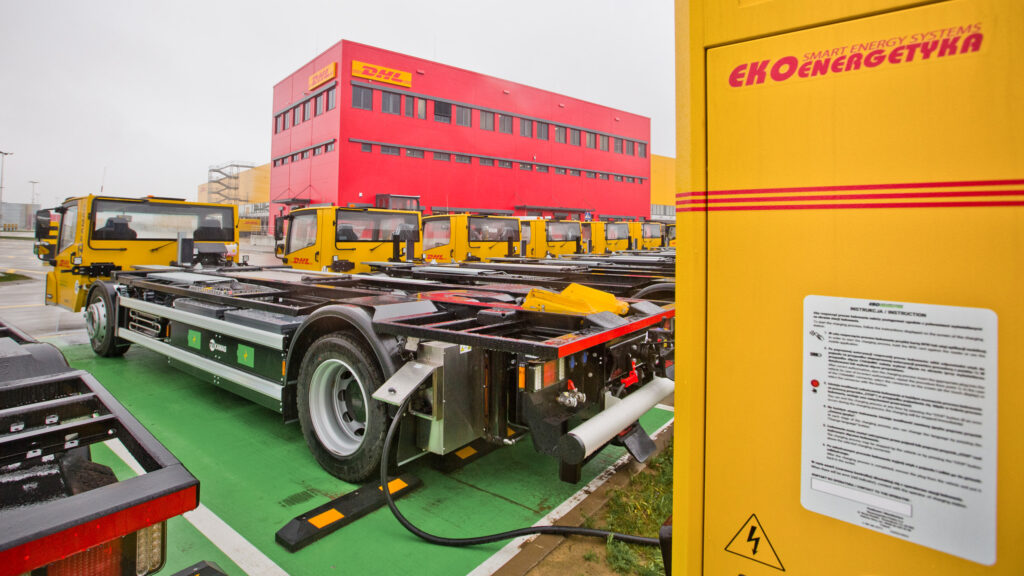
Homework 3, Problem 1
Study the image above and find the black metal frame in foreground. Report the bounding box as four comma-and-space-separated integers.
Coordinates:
0, 369, 199, 570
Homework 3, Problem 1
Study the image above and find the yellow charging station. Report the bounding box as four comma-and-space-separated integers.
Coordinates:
675, 0, 1023, 574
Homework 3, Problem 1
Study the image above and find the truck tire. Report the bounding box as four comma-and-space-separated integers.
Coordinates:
297, 331, 388, 482
85, 285, 130, 357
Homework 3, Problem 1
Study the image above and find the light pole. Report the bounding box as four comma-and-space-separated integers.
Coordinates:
0, 151, 11, 227
29, 180, 39, 205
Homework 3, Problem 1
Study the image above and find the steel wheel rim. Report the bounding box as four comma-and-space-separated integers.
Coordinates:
309, 358, 368, 457
85, 297, 107, 344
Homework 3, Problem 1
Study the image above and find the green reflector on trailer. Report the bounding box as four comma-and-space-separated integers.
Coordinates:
237, 344, 254, 367
188, 330, 202, 349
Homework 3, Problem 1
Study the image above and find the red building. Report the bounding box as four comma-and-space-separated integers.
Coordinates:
271, 40, 650, 219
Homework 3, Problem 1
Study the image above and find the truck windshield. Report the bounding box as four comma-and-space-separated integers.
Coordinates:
546, 222, 581, 242
468, 217, 518, 243
423, 218, 451, 249
605, 223, 629, 240
92, 200, 234, 241
643, 223, 663, 239
336, 210, 419, 243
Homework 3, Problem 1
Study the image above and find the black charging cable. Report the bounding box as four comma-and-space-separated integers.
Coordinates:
379, 380, 660, 547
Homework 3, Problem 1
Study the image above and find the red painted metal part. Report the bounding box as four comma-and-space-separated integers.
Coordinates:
0, 486, 198, 576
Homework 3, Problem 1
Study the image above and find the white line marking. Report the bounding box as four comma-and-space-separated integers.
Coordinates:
467, 417, 675, 576
105, 440, 289, 576
655, 403, 674, 412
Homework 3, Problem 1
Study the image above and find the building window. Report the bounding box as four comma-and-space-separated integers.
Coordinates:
568, 169, 580, 176
598, 173, 609, 180
519, 163, 532, 170
361, 143, 372, 152
480, 111, 494, 131
433, 152, 451, 161
313, 146, 322, 156
626, 141, 635, 155
326, 142, 335, 152
292, 108, 301, 126
456, 106, 472, 127
406, 148, 424, 158
352, 86, 373, 110
292, 154, 299, 162
585, 171, 596, 178
301, 150, 310, 159
381, 145, 400, 155
326, 87, 336, 110
520, 118, 533, 138
455, 154, 471, 164
303, 101, 311, 121
536, 165, 549, 173
275, 115, 284, 133
586, 132, 596, 148
626, 176, 635, 183
537, 122, 549, 140
479, 158, 494, 166
614, 175, 623, 181
570, 129, 581, 146
555, 125, 566, 143
434, 101, 452, 123
497, 159, 512, 168
405, 95, 415, 117
382, 92, 401, 114
639, 143, 647, 158
315, 94, 324, 116
614, 138, 623, 153
280, 156, 288, 164
555, 167, 566, 175
417, 98, 426, 119
498, 114, 513, 134
599, 135, 609, 151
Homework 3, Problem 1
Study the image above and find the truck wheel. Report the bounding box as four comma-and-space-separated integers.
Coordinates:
297, 332, 387, 482
85, 285, 130, 357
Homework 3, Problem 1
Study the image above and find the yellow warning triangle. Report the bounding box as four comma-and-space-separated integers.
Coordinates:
725, 514, 785, 571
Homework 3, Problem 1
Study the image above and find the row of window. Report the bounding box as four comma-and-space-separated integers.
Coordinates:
359, 142, 645, 183
272, 141, 336, 166
273, 86, 338, 134
351, 85, 648, 158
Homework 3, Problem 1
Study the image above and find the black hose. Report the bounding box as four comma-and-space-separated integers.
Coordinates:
379, 381, 660, 547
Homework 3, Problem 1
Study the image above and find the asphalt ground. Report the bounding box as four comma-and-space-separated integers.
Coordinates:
0, 236, 674, 575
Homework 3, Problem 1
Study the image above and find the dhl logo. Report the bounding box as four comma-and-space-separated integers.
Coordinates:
308, 62, 337, 91
351, 60, 412, 88
291, 257, 311, 265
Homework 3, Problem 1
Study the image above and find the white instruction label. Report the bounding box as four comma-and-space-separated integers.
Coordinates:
801, 296, 997, 565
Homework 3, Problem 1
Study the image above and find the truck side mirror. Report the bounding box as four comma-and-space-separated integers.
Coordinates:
33, 241, 56, 262
34, 210, 52, 240
273, 218, 284, 242
275, 243, 285, 259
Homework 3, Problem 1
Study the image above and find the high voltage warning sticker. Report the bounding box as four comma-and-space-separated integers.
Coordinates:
725, 514, 785, 571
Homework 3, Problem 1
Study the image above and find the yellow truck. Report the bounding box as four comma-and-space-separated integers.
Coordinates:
421, 213, 520, 262
629, 220, 665, 250
520, 218, 585, 258
33, 195, 239, 353
276, 206, 420, 273
677, 0, 1022, 574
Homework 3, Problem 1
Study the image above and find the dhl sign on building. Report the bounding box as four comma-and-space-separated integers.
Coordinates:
675, 0, 1022, 574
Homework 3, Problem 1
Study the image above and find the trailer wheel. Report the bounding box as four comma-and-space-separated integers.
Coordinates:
297, 332, 387, 482
85, 285, 129, 357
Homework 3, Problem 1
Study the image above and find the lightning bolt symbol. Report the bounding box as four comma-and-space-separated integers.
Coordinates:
746, 525, 760, 555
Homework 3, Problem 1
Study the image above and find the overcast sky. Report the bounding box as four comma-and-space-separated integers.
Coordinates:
0, 0, 675, 206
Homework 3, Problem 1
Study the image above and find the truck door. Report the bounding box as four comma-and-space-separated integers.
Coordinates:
49, 201, 84, 310
284, 210, 321, 270
604, 222, 630, 253
423, 216, 454, 262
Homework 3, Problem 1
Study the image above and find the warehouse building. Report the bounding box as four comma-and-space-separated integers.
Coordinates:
271, 40, 651, 219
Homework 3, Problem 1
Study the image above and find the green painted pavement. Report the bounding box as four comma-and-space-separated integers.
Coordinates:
64, 344, 672, 576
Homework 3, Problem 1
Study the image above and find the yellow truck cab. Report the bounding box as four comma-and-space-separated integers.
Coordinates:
33, 195, 239, 313
520, 218, 584, 258
277, 206, 420, 273
629, 220, 665, 250
579, 220, 629, 254
422, 213, 520, 263
665, 223, 676, 248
